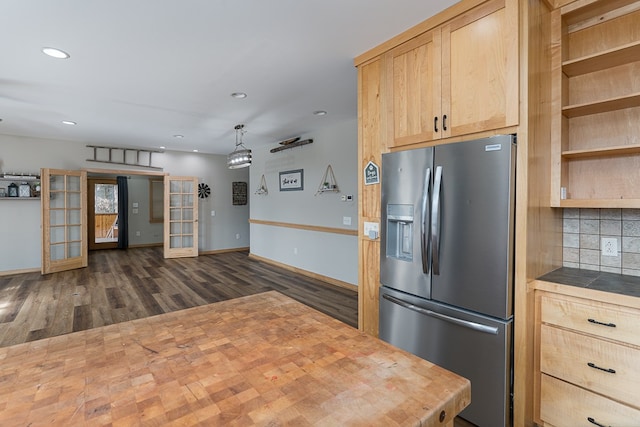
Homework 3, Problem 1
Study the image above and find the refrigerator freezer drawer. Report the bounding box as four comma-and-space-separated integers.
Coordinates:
379, 287, 512, 427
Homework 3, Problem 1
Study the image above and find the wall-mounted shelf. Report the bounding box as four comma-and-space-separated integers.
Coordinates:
255, 174, 268, 195
269, 139, 313, 153
562, 92, 640, 118
315, 165, 339, 195
0, 174, 41, 199
86, 145, 164, 169
562, 144, 640, 159
562, 40, 640, 77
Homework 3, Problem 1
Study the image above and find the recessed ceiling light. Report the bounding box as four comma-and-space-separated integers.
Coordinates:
62, 120, 77, 125
173, 134, 184, 138
231, 92, 247, 99
313, 110, 327, 116
42, 47, 70, 59
193, 149, 199, 153
160, 146, 166, 150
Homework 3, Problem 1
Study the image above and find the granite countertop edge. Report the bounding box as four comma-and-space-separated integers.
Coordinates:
538, 267, 640, 299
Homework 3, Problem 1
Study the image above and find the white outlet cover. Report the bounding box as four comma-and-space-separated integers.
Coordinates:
364, 221, 379, 235
343, 216, 352, 226
601, 237, 618, 257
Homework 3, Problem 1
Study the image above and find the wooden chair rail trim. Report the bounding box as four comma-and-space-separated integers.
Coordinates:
249, 219, 358, 236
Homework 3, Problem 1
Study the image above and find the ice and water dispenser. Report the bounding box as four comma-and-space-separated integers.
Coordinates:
385, 204, 414, 261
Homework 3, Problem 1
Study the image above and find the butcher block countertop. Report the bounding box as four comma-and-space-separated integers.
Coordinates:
0, 291, 470, 426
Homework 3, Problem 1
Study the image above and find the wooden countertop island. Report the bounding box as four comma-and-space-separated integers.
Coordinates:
0, 291, 470, 426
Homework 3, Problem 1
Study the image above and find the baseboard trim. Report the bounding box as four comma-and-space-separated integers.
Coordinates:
129, 243, 163, 249
0, 267, 40, 277
248, 253, 358, 292
200, 247, 250, 256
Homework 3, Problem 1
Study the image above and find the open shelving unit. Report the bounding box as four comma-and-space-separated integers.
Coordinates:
550, 0, 640, 208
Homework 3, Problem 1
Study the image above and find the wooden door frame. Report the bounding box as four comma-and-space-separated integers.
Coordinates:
84, 168, 168, 251
88, 177, 118, 250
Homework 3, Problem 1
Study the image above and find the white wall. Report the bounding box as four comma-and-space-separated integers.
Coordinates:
0, 134, 249, 272
249, 119, 358, 285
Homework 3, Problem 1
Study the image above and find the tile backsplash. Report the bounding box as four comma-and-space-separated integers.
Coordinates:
563, 208, 640, 276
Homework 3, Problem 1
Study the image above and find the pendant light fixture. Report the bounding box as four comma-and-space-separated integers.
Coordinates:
227, 124, 252, 169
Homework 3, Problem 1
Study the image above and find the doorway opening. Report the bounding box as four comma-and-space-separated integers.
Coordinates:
88, 178, 119, 250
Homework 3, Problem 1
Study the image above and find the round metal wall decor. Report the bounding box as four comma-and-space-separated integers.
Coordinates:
198, 183, 211, 198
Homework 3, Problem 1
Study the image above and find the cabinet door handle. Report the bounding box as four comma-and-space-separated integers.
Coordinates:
442, 114, 447, 131
588, 318, 616, 328
587, 362, 616, 374
434, 116, 439, 133
587, 416, 610, 427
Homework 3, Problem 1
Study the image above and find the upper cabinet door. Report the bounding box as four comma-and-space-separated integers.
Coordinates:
163, 176, 199, 259
441, 0, 518, 138
386, 30, 442, 147
41, 168, 88, 274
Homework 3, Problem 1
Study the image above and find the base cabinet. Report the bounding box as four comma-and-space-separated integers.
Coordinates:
534, 288, 640, 426
540, 374, 640, 426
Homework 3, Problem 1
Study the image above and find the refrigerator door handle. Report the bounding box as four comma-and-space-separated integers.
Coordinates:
420, 167, 431, 274
431, 166, 443, 275
382, 293, 499, 335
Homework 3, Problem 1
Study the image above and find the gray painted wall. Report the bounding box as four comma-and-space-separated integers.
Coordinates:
1, 118, 358, 286
249, 119, 358, 285
0, 134, 249, 272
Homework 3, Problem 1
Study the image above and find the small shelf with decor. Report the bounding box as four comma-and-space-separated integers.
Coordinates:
550, 0, 640, 208
255, 174, 268, 195
315, 165, 339, 195
0, 174, 41, 200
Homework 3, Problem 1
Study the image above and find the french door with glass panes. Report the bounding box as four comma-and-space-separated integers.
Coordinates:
41, 168, 88, 274
164, 176, 198, 258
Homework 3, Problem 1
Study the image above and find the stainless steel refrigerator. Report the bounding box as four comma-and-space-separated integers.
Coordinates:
379, 134, 516, 427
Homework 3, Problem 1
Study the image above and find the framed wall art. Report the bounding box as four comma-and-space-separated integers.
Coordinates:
232, 181, 247, 205
279, 169, 303, 191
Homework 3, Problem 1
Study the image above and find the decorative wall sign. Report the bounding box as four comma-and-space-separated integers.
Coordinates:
232, 181, 247, 205
364, 161, 380, 185
279, 169, 304, 191
198, 183, 211, 198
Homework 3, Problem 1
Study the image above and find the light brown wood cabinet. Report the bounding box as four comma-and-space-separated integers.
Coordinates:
356, 0, 558, 425
357, 56, 384, 336
386, 0, 518, 148
550, 0, 640, 207
534, 286, 640, 426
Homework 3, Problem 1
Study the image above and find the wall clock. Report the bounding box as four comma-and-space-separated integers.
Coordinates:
198, 183, 211, 198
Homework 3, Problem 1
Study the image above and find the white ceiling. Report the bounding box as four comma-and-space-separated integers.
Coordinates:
0, 0, 458, 155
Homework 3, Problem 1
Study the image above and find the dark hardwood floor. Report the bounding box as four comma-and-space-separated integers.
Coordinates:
0, 248, 479, 426
0, 248, 358, 348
